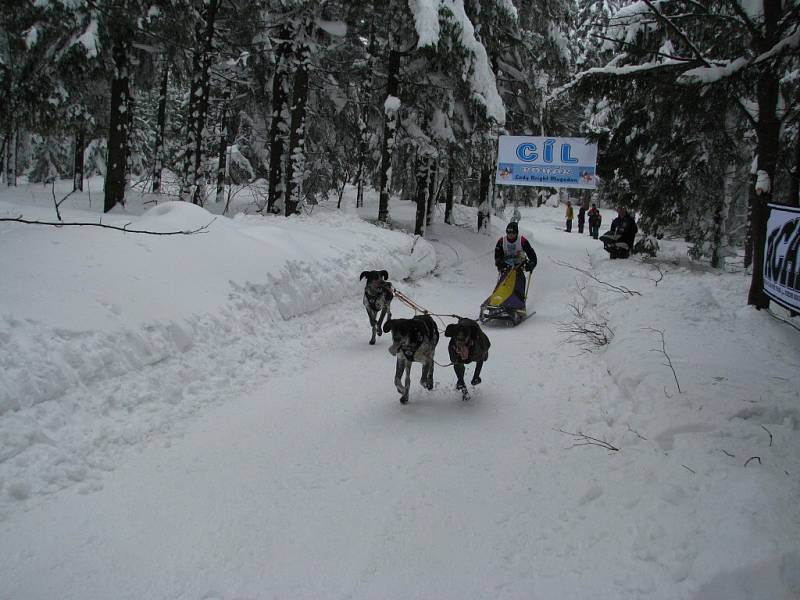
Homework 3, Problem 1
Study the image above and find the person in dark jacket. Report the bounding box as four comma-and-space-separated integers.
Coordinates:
494, 221, 538, 305
577, 204, 587, 234
601, 207, 638, 258
587, 204, 601, 239
477, 200, 490, 232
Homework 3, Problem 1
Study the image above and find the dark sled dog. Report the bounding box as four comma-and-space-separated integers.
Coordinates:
360, 270, 394, 344
383, 314, 439, 404
444, 318, 491, 400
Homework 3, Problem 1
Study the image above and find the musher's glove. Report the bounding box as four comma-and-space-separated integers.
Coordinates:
525, 260, 535, 272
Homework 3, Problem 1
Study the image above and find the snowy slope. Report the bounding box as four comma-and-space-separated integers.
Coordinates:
1, 181, 798, 599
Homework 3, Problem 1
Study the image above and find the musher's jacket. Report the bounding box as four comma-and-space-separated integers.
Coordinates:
494, 234, 538, 271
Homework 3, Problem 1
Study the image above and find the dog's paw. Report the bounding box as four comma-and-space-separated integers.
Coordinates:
377, 329, 382, 336
470, 376, 482, 386
456, 381, 467, 390
369, 338, 376, 345
399, 394, 409, 405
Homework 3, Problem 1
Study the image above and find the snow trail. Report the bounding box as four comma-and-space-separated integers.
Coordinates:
2, 191, 798, 599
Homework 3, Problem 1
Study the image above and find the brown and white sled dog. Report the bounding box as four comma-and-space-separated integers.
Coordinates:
360, 270, 394, 345
444, 317, 490, 400
383, 314, 439, 404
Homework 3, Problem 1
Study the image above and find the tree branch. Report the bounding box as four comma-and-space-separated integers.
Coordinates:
552, 258, 641, 296
638, 257, 665, 286
639, 0, 758, 129
640, 0, 713, 67
587, 33, 697, 63
761, 424, 773, 447
0, 217, 216, 235
555, 428, 620, 451
51, 181, 76, 222
643, 327, 683, 393
558, 281, 614, 352
723, 0, 763, 43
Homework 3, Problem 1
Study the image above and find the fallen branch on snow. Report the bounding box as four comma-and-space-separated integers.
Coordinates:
555, 428, 620, 451
0, 216, 216, 235
643, 327, 683, 394
558, 281, 614, 353
51, 181, 76, 222
552, 258, 641, 296
761, 425, 773, 447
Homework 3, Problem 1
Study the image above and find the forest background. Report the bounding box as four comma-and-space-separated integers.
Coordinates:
1, 0, 798, 307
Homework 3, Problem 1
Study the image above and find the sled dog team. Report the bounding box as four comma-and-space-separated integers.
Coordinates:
360, 269, 491, 405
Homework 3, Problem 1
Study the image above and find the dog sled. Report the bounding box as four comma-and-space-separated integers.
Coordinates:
479, 260, 533, 326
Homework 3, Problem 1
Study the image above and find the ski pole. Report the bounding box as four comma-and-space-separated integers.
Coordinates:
524, 271, 533, 301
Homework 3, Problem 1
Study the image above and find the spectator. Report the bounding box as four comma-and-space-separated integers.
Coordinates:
565, 200, 574, 232
601, 207, 638, 259
477, 199, 490, 232
587, 204, 601, 239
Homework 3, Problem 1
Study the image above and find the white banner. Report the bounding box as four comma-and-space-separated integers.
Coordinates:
764, 204, 800, 312
495, 135, 598, 189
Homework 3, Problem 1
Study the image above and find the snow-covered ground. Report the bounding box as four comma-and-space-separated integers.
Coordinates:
1, 180, 798, 599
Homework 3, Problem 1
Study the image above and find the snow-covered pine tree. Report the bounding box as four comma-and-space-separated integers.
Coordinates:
568, 0, 799, 305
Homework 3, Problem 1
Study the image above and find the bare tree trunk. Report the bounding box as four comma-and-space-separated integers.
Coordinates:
414, 153, 430, 236
0, 134, 6, 185
285, 32, 310, 216
152, 58, 170, 193
747, 0, 781, 308
444, 145, 454, 224
180, 40, 202, 201
426, 156, 437, 228
378, 49, 400, 223
6, 126, 18, 186
355, 109, 367, 208
479, 161, 491, 212
266, 26, 291, 214
712, 168, 734, 268
744, 172, 755, 269
336, 165, 351, 209
190, 0, 220, 206
104, 42, 131, 212
789, 124, 800, 207
215, 84, 231, 205
73, 128, 85, 192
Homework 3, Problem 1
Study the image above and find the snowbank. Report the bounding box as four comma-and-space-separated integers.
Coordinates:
0, 192, 436, 506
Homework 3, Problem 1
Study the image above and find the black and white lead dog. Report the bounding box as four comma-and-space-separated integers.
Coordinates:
383, 314, 439, 404
444, 317, 491, 400
360, 270, 394, 345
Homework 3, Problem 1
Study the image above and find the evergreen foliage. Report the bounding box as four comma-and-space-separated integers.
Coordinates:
3, 0, 799, 305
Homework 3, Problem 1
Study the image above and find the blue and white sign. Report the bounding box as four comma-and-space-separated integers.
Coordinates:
495, 135, 598, 189
764, 204, 800, 313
